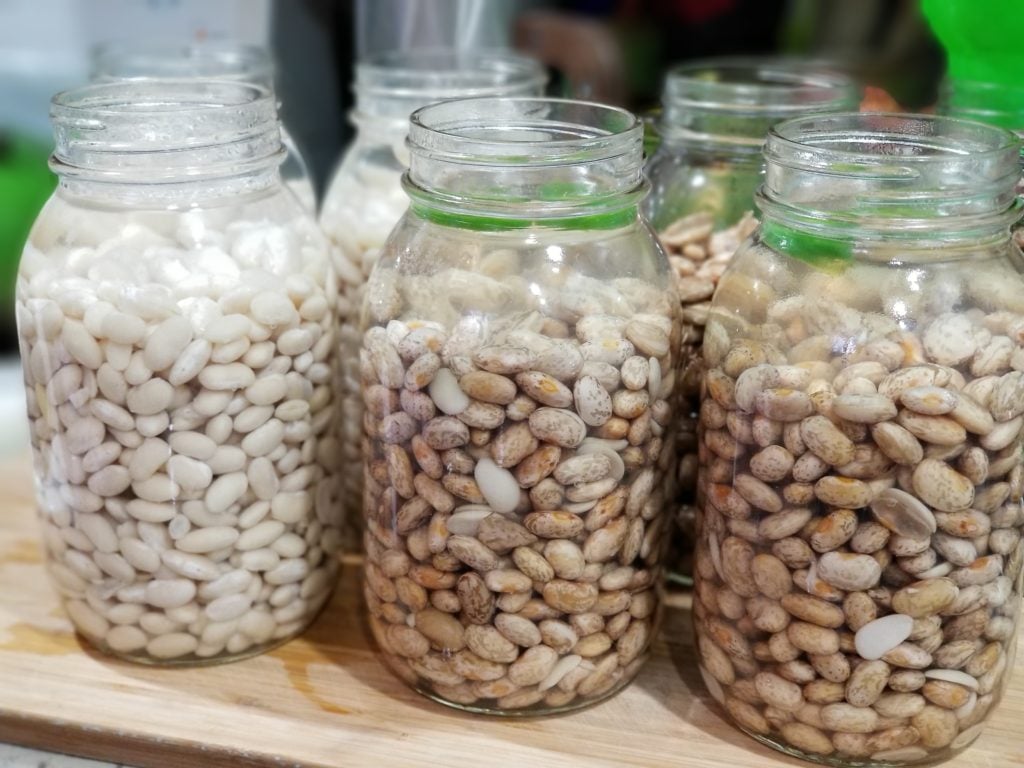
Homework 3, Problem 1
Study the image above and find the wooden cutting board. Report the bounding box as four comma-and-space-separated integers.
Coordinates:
0, 453, 1022, 768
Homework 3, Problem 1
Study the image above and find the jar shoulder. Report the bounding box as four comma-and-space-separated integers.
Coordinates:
377, 213, 668, 275
362, 214, 677, 334
18, 187, 332, 296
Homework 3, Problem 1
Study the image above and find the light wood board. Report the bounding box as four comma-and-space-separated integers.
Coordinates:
1, 454, 1023, 768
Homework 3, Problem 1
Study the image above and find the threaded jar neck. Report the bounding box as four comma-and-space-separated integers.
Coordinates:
353, 49, 547, 129
404, 97, 646, 228
758, 112, 1022, 249
90, 40, 275, 89
50, 79, 284, 204
659, 58, 859, 156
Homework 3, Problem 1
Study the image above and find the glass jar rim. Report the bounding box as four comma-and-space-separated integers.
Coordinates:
90, 40, 274, 88
765, 111, 1021, 176
354, 48, 548, 121
658, 57, 860, 150
759, 111, 1022, 242
50, 79, 283, 184
52, 79, 276, 147
405, 97, 646, 226
664, 57, 855, 108
408, 96, 641, 166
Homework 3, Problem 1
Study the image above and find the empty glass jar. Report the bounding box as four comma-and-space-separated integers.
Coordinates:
91, 40, 317, 212
319, 49, 546, 550
938, 77, 1024, 248
361, 97, 679, 714
693, 112, 1024, 764
643, 58, 859, 580
16, 80, 340, 664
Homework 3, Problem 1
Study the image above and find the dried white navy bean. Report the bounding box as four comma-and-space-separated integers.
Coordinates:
474, 459, 521, 514
18, 207, 341, 664
199, 363, 256, 391
854, 614, 914, 660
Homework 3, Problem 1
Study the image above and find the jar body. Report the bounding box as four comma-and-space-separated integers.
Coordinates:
644, 143, 761, 579
693, 228, 1024, 763
360, 209, 679, 714
17, 185, 341, 664
320, 126, 409, 551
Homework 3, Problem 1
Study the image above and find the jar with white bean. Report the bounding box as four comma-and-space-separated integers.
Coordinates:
642, 59, 859, 582
90, 40, 317, 213
318, 50, 546, 552
694, 113, 1024, 765
16, 80, 341, 664
360, 97, 679, 714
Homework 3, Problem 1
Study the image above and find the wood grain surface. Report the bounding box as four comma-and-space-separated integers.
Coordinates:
0, 454, 1022, 768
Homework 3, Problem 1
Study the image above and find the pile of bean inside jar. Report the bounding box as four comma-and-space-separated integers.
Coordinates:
17, 191, 341, 663
360, 250, 678, 712
657, 210, 758, 568
693, 247, 1024, 761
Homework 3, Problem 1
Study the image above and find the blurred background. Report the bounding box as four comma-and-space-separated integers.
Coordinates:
0, 0, 952, 452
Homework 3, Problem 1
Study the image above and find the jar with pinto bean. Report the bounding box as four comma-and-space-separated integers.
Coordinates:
16, 81, 341, 664
642, 59, 859, 581
693, 112, 1024, 764
360, 97, 680, 714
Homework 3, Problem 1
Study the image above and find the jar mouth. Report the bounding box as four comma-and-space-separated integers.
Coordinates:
90, 40, 274, 88
759, 112, 1022, 240
50, 79, 283, 184
409, 97, 641, 166
405, 97, 645, 225
354, 48, 548, 121
659, 57, 860, 148
766, 112, 1020, 178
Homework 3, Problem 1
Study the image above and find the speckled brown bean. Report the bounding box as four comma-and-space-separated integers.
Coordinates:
362, 302, 673, 714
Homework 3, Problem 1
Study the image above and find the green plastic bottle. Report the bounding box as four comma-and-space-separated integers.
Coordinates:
925, 0, 1024, 176
922, 0, 1024, 83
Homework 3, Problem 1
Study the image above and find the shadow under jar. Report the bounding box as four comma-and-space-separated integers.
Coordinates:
318, 49, 547, 553
16, 80, 341, 664
360, 97, 680, 714
693, 112, 1024, 765
642, 58, 859, 583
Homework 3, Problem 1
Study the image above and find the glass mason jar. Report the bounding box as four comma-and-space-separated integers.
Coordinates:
16, 80, 341, 665
642, 59, 860, 581
319, 49, 547, 552
938, 77, 1024, 248
90, 40, 318, 213
361, 97, 679, 714
693, 112, 1024, 765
